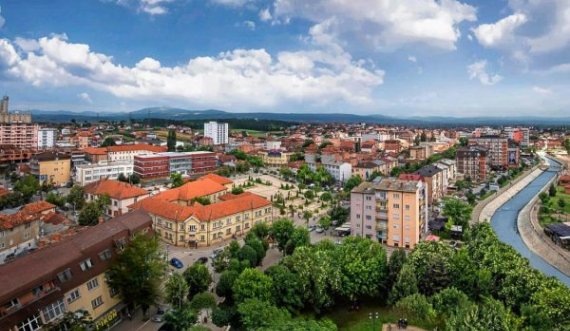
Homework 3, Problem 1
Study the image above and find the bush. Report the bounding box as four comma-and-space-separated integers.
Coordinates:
396, 293, 436, 322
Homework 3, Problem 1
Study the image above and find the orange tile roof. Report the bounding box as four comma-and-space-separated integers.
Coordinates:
197, 173, 233, 186
153, 178, 227, 202
82, 147, 107, 155
0, 201, 55, 230
84, 179, 149, 200
131, 192, 270, 223
107, 144, 166, 153
21, 201, 56, 214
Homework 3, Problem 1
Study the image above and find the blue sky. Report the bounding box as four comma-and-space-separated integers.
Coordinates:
0, 0, 569, 117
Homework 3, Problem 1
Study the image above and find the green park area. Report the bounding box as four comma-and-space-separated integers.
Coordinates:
539, 185, 570, 227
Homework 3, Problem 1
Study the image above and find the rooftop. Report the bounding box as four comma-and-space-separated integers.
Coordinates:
84, 179, 149, 200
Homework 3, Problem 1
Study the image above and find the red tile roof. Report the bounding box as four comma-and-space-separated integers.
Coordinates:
0, 201, 55, 230
82, 147, 107, 155
154, 178, 227, 202
21, 201, 56, 214
198, 173, 233, 186
84, 179, 149, 200
107, 144, 166, 153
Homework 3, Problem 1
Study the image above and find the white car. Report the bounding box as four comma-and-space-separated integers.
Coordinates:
315, 226, 324, 233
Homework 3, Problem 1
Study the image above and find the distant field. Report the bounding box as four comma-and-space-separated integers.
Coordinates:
156, 130, 193, 142
231, 129, 283, 137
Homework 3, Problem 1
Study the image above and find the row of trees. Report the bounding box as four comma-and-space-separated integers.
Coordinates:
296, 164, 334, 186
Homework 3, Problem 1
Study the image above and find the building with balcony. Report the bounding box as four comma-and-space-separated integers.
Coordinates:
204, 121, 229, 145
30, 152, 71, 186
37, 128, 58, 150
133, 154, 170, 181
469, 136, 509, 169
350, 178, 428, 249
0, 210, 153, 331
456, 146, 488, 183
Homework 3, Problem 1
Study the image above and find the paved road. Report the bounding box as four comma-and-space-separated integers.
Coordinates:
490, 156, 570, 287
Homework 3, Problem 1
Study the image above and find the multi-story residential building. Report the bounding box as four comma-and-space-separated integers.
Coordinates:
0, 210, 152, 331
414, 165, 445, 204
0, 96, 38, 150
409, 145, 433, 161
37, 128, 58, 149
350, 178, 428, 249
204, 121, 229, 145
259, 151, 292, 168
469, 136, 509, 169
75, 161, 134, 186
322, 161, 352, 183
435, 159, 457, 189
504, 127, 530, 147
30, 152, 71, 186
185, 151, 217, 177
130, 175, 272, 247
0, 201, 56, 264
456, 146, 488, 182
384, 139, 402, 154
133, 154, 170, 181
84, 179, 149, 217
0, 145, 35, 164
352, 161, 383, 180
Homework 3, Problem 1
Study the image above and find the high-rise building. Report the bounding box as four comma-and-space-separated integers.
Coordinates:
0, 96, 38, 151
0, 96, 8, 114
204, 121, 229, 145
468, 136, 508, 169
37, 128, 58, 149
456, 146, 488, 182
350, 178, 428, 249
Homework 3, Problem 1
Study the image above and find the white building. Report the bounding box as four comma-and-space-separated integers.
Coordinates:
37, 128, 58, 149
204, 121, 229, 145
75, 161, 134, 186
323, 161, 352, 183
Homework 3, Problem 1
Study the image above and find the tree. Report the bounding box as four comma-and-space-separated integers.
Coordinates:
265, 265, 304, 313
549, 184, 557, 197
170, 173, 184, 188
302, 210, 313, 225
189, 292, 217, 316
78, 202, 102, 226
129, 173, 141, 185
344, 175, 362, 192
558, 198, 566, 209
270, 218, 295, 252
46, 192, 65, 207
232, 268, 274, 304
318, 215, 332, 230
107, 234, 166, 317
67, 185, 86, 210
167, 129, 177, 152
13, 175, 40, 202
163, 304, 197, 331
192, 196, 211, 205
45, 311, 93, 331
396, 293, 436, 322
420, 132, 427, 142
565, 138, 570, 154
431, 287, 471, 317
117, 173, 128, 182
231, 187, 244, 195
320, 192, 332, 202
389, 264, 418, 304
165, 273, 190, 309
445, 297, 518, 331
387, 249, 407, 290
216, 270, 239, 299
183, 263, 213, 298
251, 222, 270, 240
442, 197, 473, 229
237, 299, 290, 330
238, 244, 258, 267
285, 227, 310, 255
101, 137, 117, 147
407, 241, 453, 296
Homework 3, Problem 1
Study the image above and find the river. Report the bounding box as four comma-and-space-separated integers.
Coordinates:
491, 158, 570, 287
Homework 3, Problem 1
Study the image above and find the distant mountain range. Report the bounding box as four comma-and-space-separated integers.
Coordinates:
25, 107, 570, 127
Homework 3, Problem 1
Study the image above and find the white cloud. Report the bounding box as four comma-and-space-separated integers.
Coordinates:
0, 35, 384, 109
408, 56, 417, 63
243, 20, 256, 30
109, 0, 174, 15
472, 13, 527, 48
78, 92, 93, 103
467, 60, 503, 86
532, 86, 552, 95
271, 0, 477, 50
259, 8, 272, 22
209, 0, 251, 7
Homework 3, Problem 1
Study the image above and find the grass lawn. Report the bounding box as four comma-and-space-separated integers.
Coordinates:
320, 301, 438, 331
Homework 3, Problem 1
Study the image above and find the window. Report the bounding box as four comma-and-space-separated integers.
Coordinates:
365, 215, 372, 220
365, 196, 372, 201
86, 278, 99, 291
393, 204, 400, 209
42, 299, 65, 322
18, 313, 41, 331
67, 289, 80, 303
393, 193, 400, 199
189, 225, 196, 232
7, 298, 20, 308
99, 249, 112, 261
57, 269, 73, 284
80, 258, 94, 271
110, 287, 119, 298
91, 296, 104, 309
356, 214, 361, 219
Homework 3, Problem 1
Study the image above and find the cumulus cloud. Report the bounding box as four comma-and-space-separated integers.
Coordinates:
243, 20, 256, 30
259, 8, 272, 22
408, 56, 417, 63
472, 13, 527, 48
270, 0, 477, 50
209, 0, 251, 6
0, 34, 383, 109
78, 92, 93, 103
532, 86, 552, 95
467, 60, 503, 86
109, 0, 174, 15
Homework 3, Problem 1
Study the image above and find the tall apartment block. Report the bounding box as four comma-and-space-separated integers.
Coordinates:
468, 136, 508, 169
350, 178, 428, 249
204, 121, 229, 145
0, 96, 39, 149
37, 128, 58, 149
456, 146, 488, 182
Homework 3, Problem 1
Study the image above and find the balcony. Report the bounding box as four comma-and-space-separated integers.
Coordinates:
376, 212, 388, 220
376, 222, 388, 231
0, 286, 61, 318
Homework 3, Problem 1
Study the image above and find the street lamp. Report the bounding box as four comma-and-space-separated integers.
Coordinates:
369, 312, 379, 330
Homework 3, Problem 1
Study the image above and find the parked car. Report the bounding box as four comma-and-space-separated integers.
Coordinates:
210, 247, 224, 260
169, 258, 184, 269
315, 226, 324, 233
308, 225, 316, 232
197, 257, 208, 264
151, 307, 167, 323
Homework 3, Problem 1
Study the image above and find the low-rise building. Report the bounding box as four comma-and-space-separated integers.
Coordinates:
84, 179, 150, 217
133, 154, 170, 182
75, 161, 134, 186
259, 151, 292, 168
30, 152, 71, 186
0, 210, 152, 331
